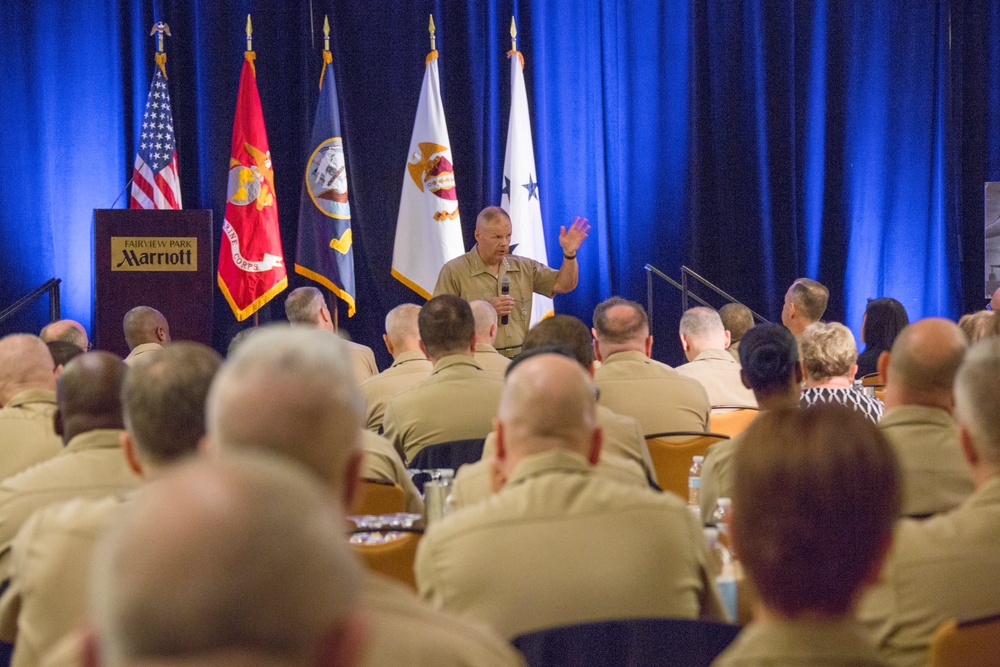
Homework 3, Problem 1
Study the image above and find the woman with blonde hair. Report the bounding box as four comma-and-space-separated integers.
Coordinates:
799, 322, 883, 423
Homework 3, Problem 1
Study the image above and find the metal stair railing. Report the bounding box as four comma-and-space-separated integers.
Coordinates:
0, 279, 62, 327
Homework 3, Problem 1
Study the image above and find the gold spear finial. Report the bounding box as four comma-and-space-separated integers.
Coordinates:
246, 14, 253, 52
149, 22, 171, 54
429, 14, 436, 52
323, 15, 330, 52
510, 17, 517, 52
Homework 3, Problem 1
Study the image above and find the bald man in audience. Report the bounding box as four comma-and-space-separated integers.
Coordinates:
592, 297, 710, 435
0, 352, 139, 578
470, 300, 511, 375
449, 315, 656, 511
122, 306, 170, 366
676, 307, 757, 409
859, 338, 1000, 667
285, 285, 379, 381
877, 318, 972, 517
84, 455, 369, 667
383, 295, 504, 463
780, 277, 829, 336
359, 304, 432, 433
39, 320, 88, 352
415, 354, 724, 639
719, 303, 754, 361
206, 326, 525, 666
0, 343, 222, 667
0, 335, 63, 480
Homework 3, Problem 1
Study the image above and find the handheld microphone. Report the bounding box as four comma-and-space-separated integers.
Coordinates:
500, 275, 511, 325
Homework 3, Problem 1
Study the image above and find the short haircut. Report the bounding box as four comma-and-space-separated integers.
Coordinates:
733, 406, 899, 617
227, 328, 256, 357
738, 323, 799, 394
122, 342, 223, 465
887, 319, 966, 399
955, 338, 1000, 465
90, 453, 362, 666
418, 295, 475, 358
862, 298, 909, 351
384, 303, 421, 347
39, 320, 88, 350
788, 278, 829, 322
46, 340, 84, 368
719, 303, 754, 342
592, 297, 649, 344
476, 206, 511, 230
284, 286, 324, 325
679, 307, 725, 339
799, 322, 857, 381
522, 315, 595, 368
123, 306, 168, 349
0, 335, 55, 403
469, 300, 498, 339
957, 310, 995, 345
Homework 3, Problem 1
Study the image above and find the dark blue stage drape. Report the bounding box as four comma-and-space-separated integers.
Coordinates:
0, 1, 994, 365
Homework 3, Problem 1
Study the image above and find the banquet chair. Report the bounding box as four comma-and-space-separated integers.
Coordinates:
930, 615, 1000, 667
645, 432, 730, 500
708, 408, 759, 438
350, 531, 422, 591
352, 479, 407, 516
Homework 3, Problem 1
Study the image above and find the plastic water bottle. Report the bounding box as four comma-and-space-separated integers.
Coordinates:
711, 497, 733, 543
688, 455, 704, 508
704, 526, 738, 622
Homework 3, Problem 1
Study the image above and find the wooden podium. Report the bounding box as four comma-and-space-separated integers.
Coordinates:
94, 209, 214, 357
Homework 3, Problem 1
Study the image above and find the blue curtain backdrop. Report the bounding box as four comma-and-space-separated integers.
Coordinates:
0, 1, 993, 366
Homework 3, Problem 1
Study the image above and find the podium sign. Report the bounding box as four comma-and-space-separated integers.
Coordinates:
94, 209, 213, 357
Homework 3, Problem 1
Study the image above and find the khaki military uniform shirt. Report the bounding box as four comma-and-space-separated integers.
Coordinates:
699, 434, 743, 523
359, 350, 433, 433
727, 340, 741, 362
415, 449, 725, 639
360, 430, 423, 514
383, 355, 504, 464
361, 573, 526, 666
123, 342, 161, 366
434, 247, 558, 355
0, 389, 62, 482
0, 429, 139, 576
675, 349, 757, 409
878, 405, 973, 518
594, 350, 711, 436
348, 340, 379, 382
714, 620, 889, 667
858, 476, 1000, 667
0, 494, 124, 667
473, 343, 511, 375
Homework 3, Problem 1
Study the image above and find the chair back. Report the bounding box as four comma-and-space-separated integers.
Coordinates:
708, 408, 759, 438
930, 615, 1000, 667
859, 373, 886, 404
645, 432, 730, 500
353, 480, 406, 516
513, 618, 741, 667
408, 438, 485, 472
350, 532, 422, 591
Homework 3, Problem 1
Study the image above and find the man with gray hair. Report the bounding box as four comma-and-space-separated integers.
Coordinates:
206, 325, 525, 666
781, 277, 829, 336
84, 454, 369, 667
122, 306, 170, 366
719, 303, 754, 361
0, 334, 62, 480
859, 337, 1000, 667
39, 320, 89, 352
877, 318, 972, 517
676, 307, 756, 409
284, 285, 379, 381
470, 300, 511, 374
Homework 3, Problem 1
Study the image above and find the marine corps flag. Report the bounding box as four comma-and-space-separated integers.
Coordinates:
217, 37, 287, 321
391, 16, 464, 299
295, 25, 356, 316
502, 27, 552, 325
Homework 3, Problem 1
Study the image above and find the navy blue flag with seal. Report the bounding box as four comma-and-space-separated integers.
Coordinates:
295, 51, 356, 316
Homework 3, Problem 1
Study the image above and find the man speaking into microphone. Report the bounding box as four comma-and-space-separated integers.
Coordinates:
434, 206, 589, 358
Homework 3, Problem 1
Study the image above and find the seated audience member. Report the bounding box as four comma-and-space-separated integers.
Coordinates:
359, 430, 424, 515
45, 340, 84, 378
799, 322, 883, 422
415, 354, 725, 639
84, 455, 368, 667
285, 285, 379, 381
0, 343, 222, 667
449, 315, 655, 511
676, 307, 757, 409
713, 405, 900, 667
358, 304, 432, 433
470, 300, 512, 374
0, 335, 63, 480
859, 338, 1000, 667
122, 306, 170, 366
857, 297, 909, 378
700, 324, 802, 521
383, 295, 504, 463
206, 326, 525, 666
719, 303, 754, 362
877, 319, 972, 517
0, 352, 139, 576
39, 320, 89, 351
957, 309, 995, 344
592, 297, 710, 434
780, 277, 829, 337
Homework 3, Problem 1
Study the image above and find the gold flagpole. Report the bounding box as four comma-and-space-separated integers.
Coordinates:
429, 14, 436, 52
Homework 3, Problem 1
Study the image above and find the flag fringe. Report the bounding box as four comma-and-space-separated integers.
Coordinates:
218, 274, 288, 321
295, 264, 356, 317
391, 268, 432, 300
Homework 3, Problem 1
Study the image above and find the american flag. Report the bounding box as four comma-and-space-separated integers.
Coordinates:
130, 68, 182, 209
